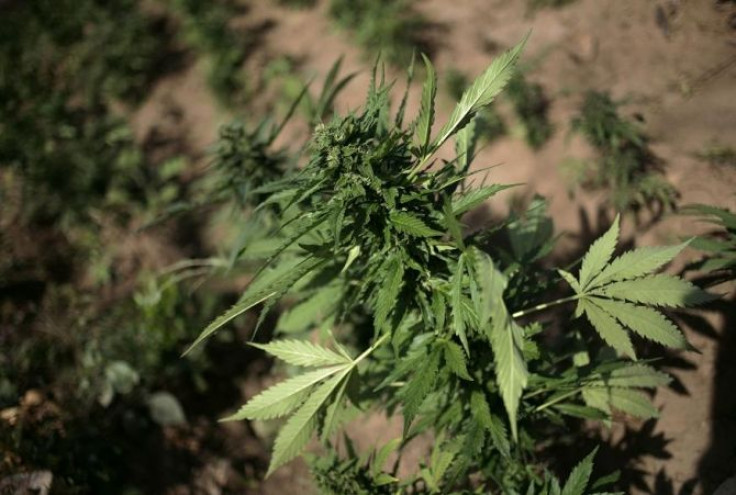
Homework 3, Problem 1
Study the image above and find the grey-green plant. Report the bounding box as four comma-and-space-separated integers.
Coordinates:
565, 91, 677, 214
186, 38, 713, 492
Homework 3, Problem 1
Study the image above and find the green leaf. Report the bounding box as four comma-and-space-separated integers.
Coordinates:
553, 403, 608, 420
390, 211, 443, 237
579, 216, 619, 290
589, 241, 690, 289
184, 256, 324, 355
251, 339, 350, 367
607, 388, 659, 419
602, 275, 715, 307
472, 248, 496, 325
222, 365, 346, 421
470, 390, 510, 457
443, 340, 472, 380
267, 368, 350, 476
320, 371, 351, 442
372, 438, 402, 476
277, 284, 341, 334
451, 255, 470, 354
582, 387, 659, 419
561, 448, 598, 495
491, 317, 528, 442
415, 54, 437, 154
582, 299, 636, 359
558, 269, 581, 294
581, 387, 611, 416
601, 364, 671, 388
454, 116, 477, 171
443, 198, 465, 249
452, 184, 516, 217
401, 348, 441, 434
374, 254, 405, 333
341, 245, 361, 274
593, 298, 688, 349
432, 34, 528, 153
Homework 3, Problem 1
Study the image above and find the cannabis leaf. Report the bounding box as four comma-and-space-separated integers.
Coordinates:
429, 34, 528, 157
562, 216, 712, 357
474, 250, 528, 440
222, 336, 388, 475
184, 256, 325, 355
451, 183, 516, 217
390, 211, 443, 237
250, 339, 350, 367
414, 54, 436, 157
561, 447, 597, 495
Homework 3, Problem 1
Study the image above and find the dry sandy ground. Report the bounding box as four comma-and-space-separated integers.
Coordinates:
132, 0, 736, 493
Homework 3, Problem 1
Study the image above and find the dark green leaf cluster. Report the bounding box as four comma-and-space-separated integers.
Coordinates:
568, 91, 677, 212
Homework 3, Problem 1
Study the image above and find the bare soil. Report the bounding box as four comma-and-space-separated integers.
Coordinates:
130, 0, 736, 493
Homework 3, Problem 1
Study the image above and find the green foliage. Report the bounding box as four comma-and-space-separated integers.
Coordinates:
560, 216, 713, 359
329, 0, 431, 67
0, 0, 170, 105
167, 0, 249, 105
506, 74, 553, 149
566, 91, 677, 213
682, 203, 736, 277
193, 40, 713, 493
445, 68, 506, 144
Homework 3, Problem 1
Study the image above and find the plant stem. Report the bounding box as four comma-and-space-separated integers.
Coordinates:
353, 332, 391, 365
534, 387, 585, 413
511, 294, 579, 319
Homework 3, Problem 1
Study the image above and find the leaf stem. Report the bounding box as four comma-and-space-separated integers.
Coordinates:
353, 332, 391, 365
511, 294, 579, 319
534, 387, 585, 413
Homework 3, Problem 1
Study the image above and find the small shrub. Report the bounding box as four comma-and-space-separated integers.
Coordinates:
566, 91, 677, 213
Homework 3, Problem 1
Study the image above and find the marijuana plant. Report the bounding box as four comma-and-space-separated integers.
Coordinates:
187, 38, 712, 492
565, 91, 677, 213
506, 74, 553, 149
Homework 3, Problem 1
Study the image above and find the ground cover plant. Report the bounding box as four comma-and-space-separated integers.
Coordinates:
187, 39, 714, 493
328, 0, 431, 67
563, 91, 677, 214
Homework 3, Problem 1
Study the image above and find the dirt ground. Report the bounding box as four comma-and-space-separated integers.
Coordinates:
130, 0, 736, 493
